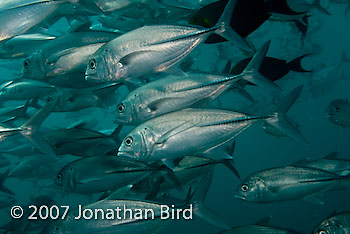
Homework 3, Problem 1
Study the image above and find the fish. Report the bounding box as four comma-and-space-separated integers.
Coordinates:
55, 155, 157, 194
85, 0, 253, 83
44, 82, 121, 112
42, 170, 230, 233
0, 101, 30, 124
312, 211, 350, 234
114, 41, 279, 125
0, 95, 58, 156
294, 152, 350, 176
326, 99, 350, 127
117, 86, 306, 165
234, 165, 350, 203
22, 31, 118, 80
286, 0, 331, 16
0, 80, 56, 102
0, 1, 64, 42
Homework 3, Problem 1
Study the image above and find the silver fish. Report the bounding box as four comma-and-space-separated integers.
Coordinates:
234, 165, 350, 203
117, 86, 306, 163
326, 99, 350, 127
0, 1, 62, 42
115, 41, 279, 125
0, 80, 56, 102
312, 211, 350, 234
55, 156, 155, 194
294, 152, 350, 176
85, 0, 252, 83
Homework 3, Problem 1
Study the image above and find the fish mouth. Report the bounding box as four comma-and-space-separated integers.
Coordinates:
85, 74, 100, 81
117, 151, 133, 158
234, 194, 245, 200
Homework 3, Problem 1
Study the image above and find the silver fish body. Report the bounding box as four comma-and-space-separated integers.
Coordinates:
115, 72, 241, 125
0, 1, 61, 42
55, 156, 154, 194
118, 108, 265, 162
235, 166, 350, 203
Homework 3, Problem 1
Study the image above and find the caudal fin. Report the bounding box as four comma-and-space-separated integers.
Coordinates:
20, 96, 58, 156
288, 54, 311, 72
313, 0, 331, 16
264, 86, 308, 144
240, 41, 281, 92
214, 0, 254, 52
190, 169, 230, 229
0, 169, 14, 195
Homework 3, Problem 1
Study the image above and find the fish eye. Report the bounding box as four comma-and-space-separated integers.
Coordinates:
89, 59, 97, 70
335, 107, 340, 112
57, 173, 62, 181
117, 62, 123, 68
23, 59, 30, 68
124, 136, 133, 147
117, 103, 125, 113
241, 184, 249, 192
318, 230, 328, 234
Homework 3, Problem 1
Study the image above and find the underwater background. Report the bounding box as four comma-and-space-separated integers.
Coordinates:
0, 0, 349, 233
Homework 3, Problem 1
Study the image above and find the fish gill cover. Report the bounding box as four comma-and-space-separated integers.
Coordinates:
0, 0, 349, 233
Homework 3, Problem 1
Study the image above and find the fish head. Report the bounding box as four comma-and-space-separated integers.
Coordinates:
21, 51, 46, 79
117, 126, 153, 161
313, 218, 345, 234
326, 99, 349, 126
114, 99, 134, 124
85, 47, 122, 82
55, 165, 77, 192
234, 175, 268, 202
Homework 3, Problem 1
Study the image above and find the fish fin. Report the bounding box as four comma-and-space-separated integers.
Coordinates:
213, 0, 254, 52
324, 152, 339, 160
229, 83, 255, 102
145, 176, 164, 201
155, 120, 194, 144
109, 125, 123, 145
190, 169, 230, 229
222, 60, 232, 74
264, 86, 308, 144
146, 97, 185, 111
0, 169, 14, 195
66, 120, 88, 129
241, 40, 281, 92
159, 167, 183, 193
91, 82, 122, 99
287, 54, 311, 72
120, 50, 156, 66
164, 65, 187, 76
303, 196, 324, 205
19, 96, 58, 156
74, 1, 104, 14
162, 159, 175, 170
313, 0, 331, 16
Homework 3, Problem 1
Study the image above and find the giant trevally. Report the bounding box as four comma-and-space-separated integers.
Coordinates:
85, 0, 253, 83
294, 152, 350, 176
312, 211, 350, 234
234, 165, 350, 203
0, 80, 56, 102
114, 41, 279, 125
326, 98, 350, 127
0, 1, 64, 42
42, 170, 230, 233
117, 86, 306, 166
55, 156, 158, 194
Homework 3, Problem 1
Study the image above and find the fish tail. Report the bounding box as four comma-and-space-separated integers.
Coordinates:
189, 169, 230, 229
213, 0, 254, 52
19, 95, 58, 156
222, 140, 240, 179
238, 40, 281, 92
109, 125, 123, 145
0, 169, 14, 196
287, 54, 311, 72
264, 86, 308, 144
